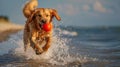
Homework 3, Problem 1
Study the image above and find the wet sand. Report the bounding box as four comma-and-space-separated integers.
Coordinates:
0, 22, 24, 42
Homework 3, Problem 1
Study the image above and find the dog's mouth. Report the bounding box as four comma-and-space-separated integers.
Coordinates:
37, 19, 41, 27
37, 19, 46, 28
39, 22, 46, 26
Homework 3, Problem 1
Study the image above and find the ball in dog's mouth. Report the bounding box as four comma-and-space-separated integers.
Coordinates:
42, 23, 52, 32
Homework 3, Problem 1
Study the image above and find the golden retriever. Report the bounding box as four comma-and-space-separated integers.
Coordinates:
23, 0, 61, 55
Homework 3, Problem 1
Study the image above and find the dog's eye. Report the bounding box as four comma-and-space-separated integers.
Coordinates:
46, 15, 49, 17
38, 14, 42, 17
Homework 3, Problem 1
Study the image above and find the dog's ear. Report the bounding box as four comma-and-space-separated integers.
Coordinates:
28, 10, 38, 22
27, 10, 41, 30
50, 9, 61, 21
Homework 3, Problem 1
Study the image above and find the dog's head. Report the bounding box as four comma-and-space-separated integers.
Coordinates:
29, 8, 61, 26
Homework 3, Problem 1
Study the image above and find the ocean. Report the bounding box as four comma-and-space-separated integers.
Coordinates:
0, 26, 120, 67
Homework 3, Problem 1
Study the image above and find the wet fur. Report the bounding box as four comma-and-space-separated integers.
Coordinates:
23, 0, 61, 55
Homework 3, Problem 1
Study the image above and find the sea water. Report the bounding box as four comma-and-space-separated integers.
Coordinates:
0, 26, 120, 67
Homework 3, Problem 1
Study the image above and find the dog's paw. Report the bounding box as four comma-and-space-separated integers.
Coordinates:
35, 49, 44, 55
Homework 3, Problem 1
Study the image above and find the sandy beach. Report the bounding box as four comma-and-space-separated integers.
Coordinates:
0, 22, 24, 42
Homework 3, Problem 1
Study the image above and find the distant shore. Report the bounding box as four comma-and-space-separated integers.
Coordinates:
0, 22, 24, 42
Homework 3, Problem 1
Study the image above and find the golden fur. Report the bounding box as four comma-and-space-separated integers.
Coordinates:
23, 0, 61, 55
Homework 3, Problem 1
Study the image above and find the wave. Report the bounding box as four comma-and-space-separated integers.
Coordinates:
54, 28, 78, 37
0, 28, 98, 66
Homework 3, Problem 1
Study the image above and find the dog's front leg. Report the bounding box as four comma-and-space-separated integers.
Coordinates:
43, 37, 51, 52
31, 35, 44, 54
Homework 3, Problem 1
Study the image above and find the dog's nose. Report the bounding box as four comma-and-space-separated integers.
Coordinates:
41, 19, 46, 23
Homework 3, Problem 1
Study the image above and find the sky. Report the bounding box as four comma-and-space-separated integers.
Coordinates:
0, 0, 120, 27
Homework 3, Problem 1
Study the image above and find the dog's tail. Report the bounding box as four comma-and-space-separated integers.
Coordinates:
23, 0, 38, 18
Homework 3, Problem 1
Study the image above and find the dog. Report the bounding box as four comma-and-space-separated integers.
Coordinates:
23, 0, 61, 55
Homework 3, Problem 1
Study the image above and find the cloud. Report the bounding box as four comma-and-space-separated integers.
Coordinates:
93, 1, 107, 13
56, 4, 79, 16
83, 5, 90, 11
55, 0, 114, 17
69, 0, 112, 13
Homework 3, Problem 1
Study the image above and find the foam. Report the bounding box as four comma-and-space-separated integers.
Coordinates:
55, 28, 78, 36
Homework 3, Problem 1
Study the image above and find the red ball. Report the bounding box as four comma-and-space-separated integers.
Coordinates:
42, 23, 53, 32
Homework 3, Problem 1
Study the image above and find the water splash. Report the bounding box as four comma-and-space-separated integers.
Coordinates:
0, 28, 98, 66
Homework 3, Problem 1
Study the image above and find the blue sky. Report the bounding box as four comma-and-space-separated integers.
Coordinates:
0, 0, 120, 27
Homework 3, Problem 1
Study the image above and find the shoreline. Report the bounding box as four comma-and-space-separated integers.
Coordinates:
0, 22, 24, 42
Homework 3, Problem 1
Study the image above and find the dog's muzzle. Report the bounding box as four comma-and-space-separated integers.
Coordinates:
41, 19, 46, 24
37, 19, 47, 29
